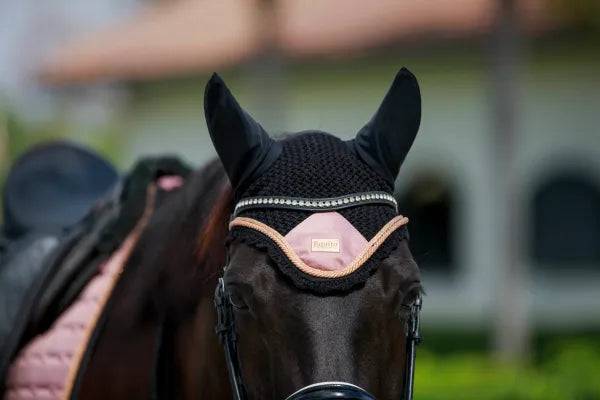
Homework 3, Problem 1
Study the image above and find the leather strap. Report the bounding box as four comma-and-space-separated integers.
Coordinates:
215, 278, 247, 400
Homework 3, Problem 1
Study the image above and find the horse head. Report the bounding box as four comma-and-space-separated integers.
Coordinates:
204, 69, 423, 400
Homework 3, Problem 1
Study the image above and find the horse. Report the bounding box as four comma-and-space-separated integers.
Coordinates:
3, 68, 423, 400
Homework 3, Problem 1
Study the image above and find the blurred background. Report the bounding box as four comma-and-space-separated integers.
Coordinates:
1, 0, 599, 398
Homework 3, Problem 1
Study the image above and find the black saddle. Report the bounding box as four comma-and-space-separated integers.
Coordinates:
0, 141, 191, 394
2, 141, 119, 241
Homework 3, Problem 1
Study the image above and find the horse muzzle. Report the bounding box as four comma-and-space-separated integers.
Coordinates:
285, 382, 376, 400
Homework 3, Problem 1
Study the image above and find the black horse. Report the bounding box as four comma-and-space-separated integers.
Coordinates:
4, 68, 423, 400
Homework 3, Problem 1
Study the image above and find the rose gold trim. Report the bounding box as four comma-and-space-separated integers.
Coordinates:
61, 185, 157, 400
229, 215, 408, 278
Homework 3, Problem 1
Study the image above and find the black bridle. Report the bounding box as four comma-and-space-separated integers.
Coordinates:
214, 278, 422, 400
215, 278, 248, 400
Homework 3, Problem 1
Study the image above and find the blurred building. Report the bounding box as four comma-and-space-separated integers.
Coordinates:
0, 0, 140, 123
1, 0, 599, 335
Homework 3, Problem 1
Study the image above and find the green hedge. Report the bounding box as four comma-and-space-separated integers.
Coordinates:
415, 342, 600, 400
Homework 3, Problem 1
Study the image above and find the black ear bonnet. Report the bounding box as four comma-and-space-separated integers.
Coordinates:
204, 73, 282, 196
205, 69, 421, 294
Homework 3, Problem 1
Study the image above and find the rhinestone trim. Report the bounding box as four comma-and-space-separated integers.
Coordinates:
233, 191, 397, 216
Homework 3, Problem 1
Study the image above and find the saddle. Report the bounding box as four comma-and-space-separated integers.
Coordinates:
1, 141, 119, 242
0, 141, 191, 394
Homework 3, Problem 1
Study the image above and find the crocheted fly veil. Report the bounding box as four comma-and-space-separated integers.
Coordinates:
205, 69, 421, 293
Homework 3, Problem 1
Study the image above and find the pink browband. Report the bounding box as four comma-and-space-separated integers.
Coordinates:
229, 213, 408, 279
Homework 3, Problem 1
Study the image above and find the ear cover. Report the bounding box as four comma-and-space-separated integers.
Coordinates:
204, 73, 281, 193
351, 67, 421, 184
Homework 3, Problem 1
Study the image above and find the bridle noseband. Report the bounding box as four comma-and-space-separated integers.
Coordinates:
215, 193, 422, 400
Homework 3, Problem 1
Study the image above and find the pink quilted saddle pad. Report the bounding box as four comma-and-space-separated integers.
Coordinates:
3, 176, 182, 400
3, 222, 143, 400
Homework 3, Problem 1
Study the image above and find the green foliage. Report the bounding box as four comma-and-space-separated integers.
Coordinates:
550, 0, 600, 33
415, 341, 600, 400
2, 112, 123, 167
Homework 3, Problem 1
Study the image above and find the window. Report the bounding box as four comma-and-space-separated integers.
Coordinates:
531, 172, 600, 269
396, 174, 455, 274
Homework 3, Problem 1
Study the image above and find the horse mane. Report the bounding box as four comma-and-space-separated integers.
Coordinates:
118, 158, 233, 324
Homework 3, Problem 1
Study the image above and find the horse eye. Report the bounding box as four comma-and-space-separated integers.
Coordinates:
228, 289, 249, 310
397, 304, 411, 320
396, 286, 422, 318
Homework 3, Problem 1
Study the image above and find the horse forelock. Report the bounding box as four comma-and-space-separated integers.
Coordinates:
195, 183, 233, 281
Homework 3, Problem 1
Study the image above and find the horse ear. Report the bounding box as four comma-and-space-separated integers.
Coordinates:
351, 67, 421, 184
204, 73, 281, 191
